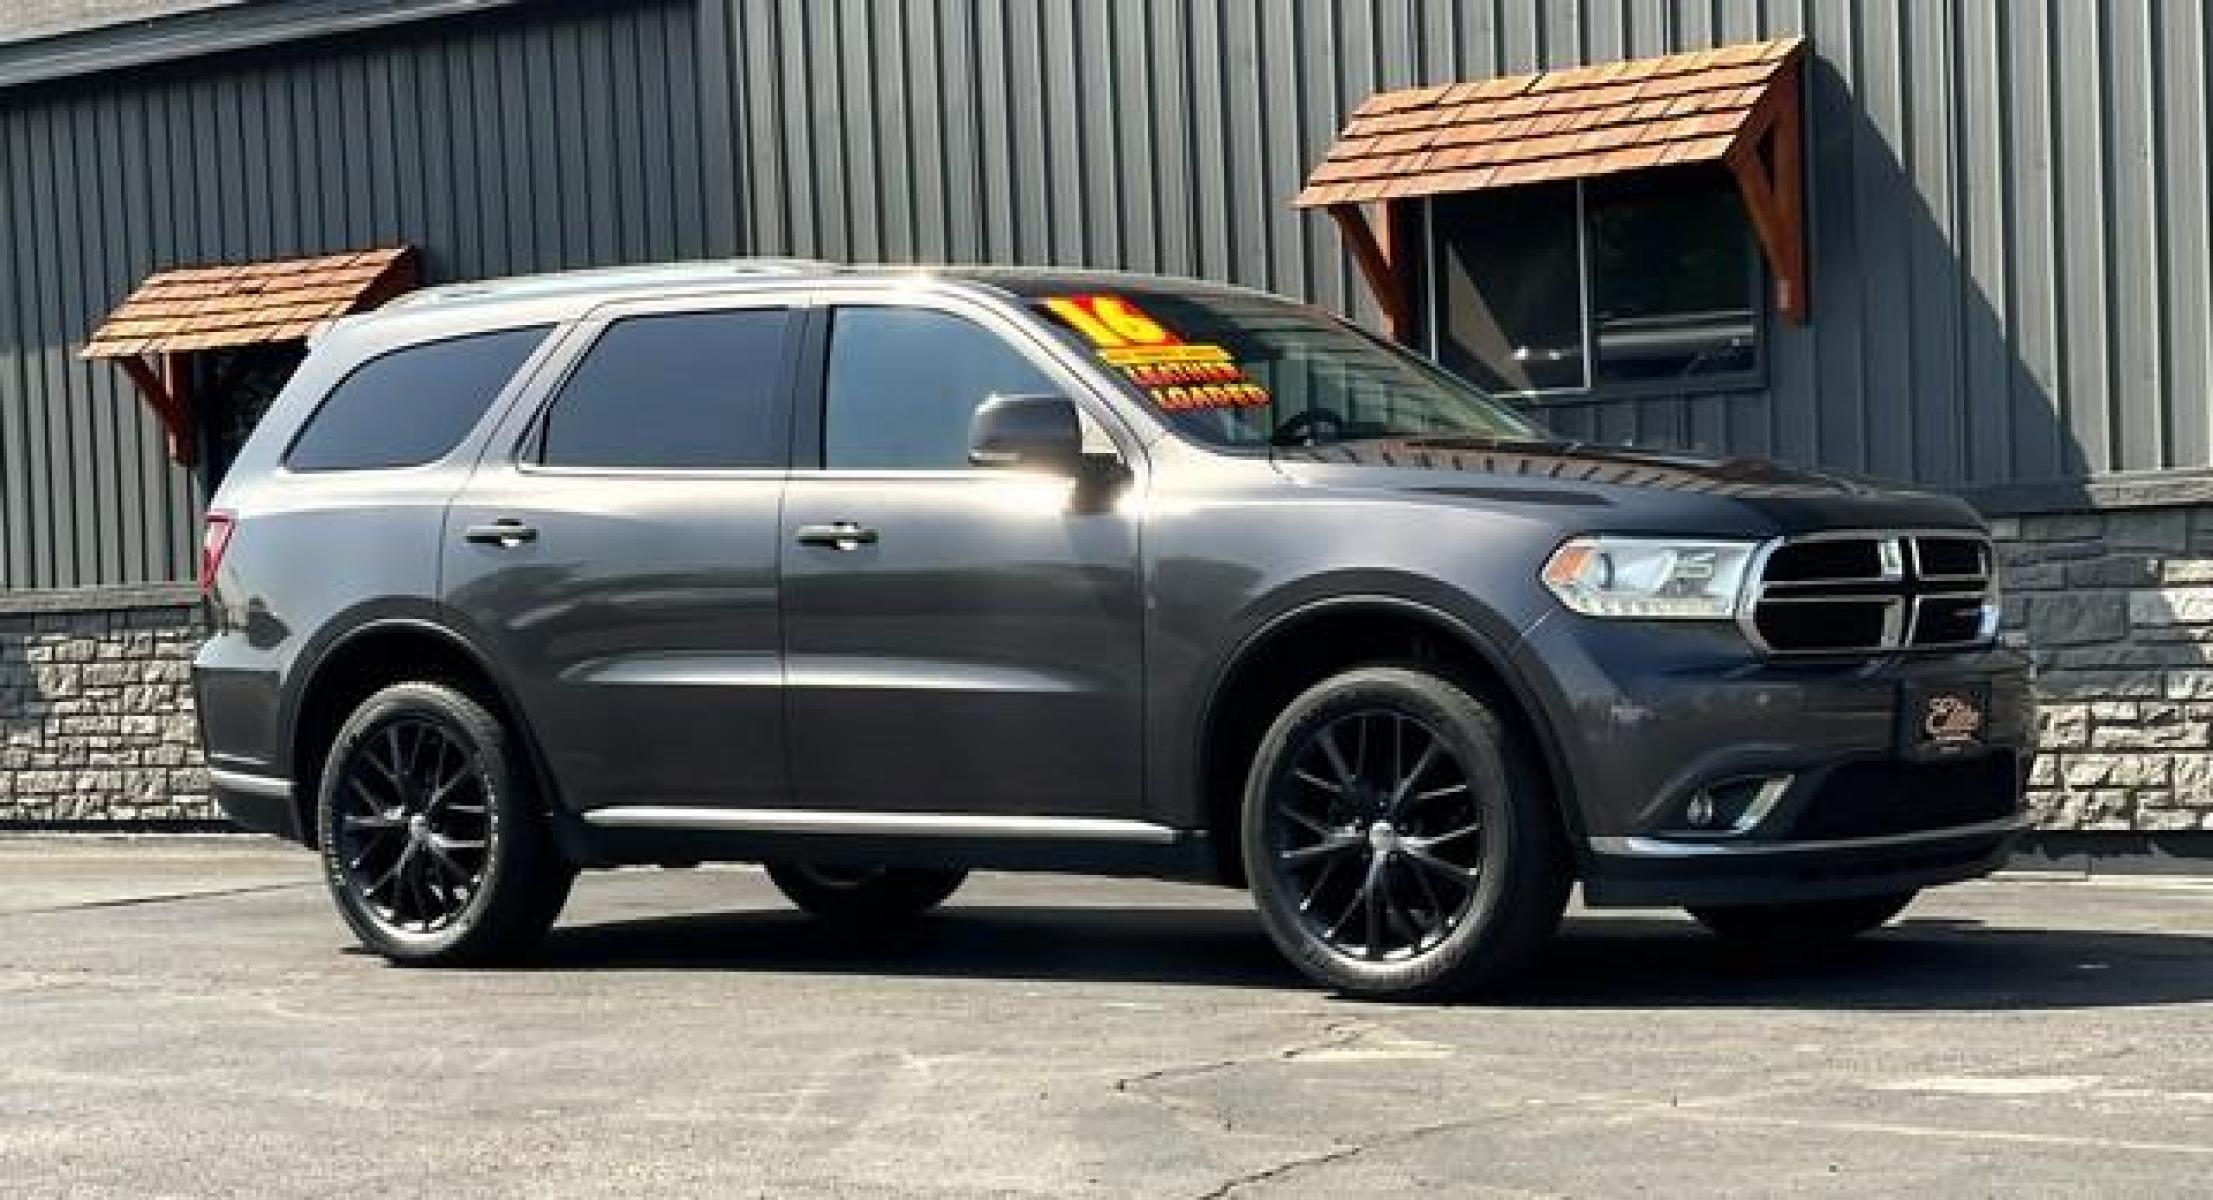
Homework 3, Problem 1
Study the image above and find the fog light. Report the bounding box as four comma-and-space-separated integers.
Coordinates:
1671, 775, 1793, 837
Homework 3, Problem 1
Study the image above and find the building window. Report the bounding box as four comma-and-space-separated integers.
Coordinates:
1428, 166, 1761, 399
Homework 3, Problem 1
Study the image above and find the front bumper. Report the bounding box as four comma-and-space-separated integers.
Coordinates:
1511, 614, 2033, 909
1581, 815, 2024, 907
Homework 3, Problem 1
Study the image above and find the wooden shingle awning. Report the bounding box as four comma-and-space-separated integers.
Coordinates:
1297, 37, 1808, 334
83, 246, 418, 358
80, 247, 418, 465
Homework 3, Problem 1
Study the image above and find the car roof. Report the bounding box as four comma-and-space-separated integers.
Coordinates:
371, 258, 1283, 325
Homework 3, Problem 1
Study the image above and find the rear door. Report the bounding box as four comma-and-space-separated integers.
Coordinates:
778, 291, 1148, 819
443, 293, 801, 814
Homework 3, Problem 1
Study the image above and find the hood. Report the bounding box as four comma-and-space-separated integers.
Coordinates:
1268, 436, 1984, 535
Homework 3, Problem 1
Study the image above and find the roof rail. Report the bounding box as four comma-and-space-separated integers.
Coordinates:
383, 257, 834, 312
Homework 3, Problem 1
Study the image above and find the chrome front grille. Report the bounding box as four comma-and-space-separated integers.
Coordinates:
1741, 531, 1998, 656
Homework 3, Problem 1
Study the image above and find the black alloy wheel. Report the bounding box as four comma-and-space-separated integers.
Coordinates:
317, 681, 573, 965
1243, 665, 1570, 999
330, 712, 493, 934
1264, 708, 1484, 962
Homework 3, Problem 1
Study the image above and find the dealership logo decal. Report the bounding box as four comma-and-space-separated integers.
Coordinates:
1924, 694, 1984, 744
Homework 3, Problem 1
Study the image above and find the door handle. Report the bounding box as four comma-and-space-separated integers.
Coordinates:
463, 519, 538, 547
794, 522, 879, 550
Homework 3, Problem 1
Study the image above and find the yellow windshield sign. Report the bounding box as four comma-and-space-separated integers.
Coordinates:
1044, 294, 1272, 412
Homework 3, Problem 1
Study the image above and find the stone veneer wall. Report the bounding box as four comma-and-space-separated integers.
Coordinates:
1994, 507, 2213, 834
0, 586, 215, 826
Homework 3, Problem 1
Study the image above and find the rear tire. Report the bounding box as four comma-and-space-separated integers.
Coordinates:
1241, 665, 1571, 1000
1688, 891, 1917, 947
766, 862, 967, 922
316, 681, 574, 966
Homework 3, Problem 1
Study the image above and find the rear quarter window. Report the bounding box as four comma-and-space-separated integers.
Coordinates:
285, 326, 550, 471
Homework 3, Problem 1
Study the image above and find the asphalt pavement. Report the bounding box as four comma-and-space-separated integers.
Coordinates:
1, 836, 2209, 1197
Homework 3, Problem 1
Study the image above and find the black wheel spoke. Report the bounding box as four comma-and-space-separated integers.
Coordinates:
1361, 857, 1386, 959
1379, 863, 1422, 947
1299, 853, 1347, 914
405, 856, 437, 929
421, 770, 471, 817
1411, 781, 1470, 805
1279, 803, 1334, 838
343, 775, 393, 814
1403, 854, 1450, 938
362, 733, 404, 790
1403, 844, 1478, 890
422, 837, 470, 881
384, 726, 410, 782
1317, 726, 1357, 786
1278, 833, 1361, 866
1324, 869, 1369, 941
1387, 735, 1442, 815
1391, 715, 1408, 790
1292, 768, 1343, 796
365, 848, 408, 903
1408, 821, 1482, 851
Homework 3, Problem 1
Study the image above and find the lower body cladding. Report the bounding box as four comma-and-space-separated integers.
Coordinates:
206, 766, 301, 840
560, 807, 1219, 879
1511, 616, 2035, 908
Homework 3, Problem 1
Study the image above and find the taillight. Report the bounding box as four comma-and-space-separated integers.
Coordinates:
199, 511, 235, 593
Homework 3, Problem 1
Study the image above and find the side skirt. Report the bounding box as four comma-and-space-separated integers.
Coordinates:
552, 806, 1222, 881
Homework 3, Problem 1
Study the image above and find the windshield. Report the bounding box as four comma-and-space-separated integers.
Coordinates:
1024, 287, 1545, 450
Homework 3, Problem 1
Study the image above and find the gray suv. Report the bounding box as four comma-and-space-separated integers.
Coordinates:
194, 261, 2031, 998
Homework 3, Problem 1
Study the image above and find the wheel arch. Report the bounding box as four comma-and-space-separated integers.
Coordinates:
282, 613, 557, 846
1193, 592, 1581, 886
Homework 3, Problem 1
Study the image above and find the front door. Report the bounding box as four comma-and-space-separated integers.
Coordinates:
779, 297, 1147, 819
443, 298, 800, 813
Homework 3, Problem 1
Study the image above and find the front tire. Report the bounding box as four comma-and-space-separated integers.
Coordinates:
766, 862, 967, 922
316, 681, 573, 965
1241, 665, 1570, 1000
1688, 891, 1917, 947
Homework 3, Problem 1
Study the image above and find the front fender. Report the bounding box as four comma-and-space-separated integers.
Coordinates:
1148, 571, 1583, 850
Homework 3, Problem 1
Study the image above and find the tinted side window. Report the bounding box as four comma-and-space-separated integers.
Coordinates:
540, 309, 792, 469
824, 307, 1056, 470
286, 326, 548, 471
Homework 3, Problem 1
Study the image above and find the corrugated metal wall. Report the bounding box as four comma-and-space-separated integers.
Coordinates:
705, 0, 2213, 502
4, 0, 2211, 588
0, 0, 721, 589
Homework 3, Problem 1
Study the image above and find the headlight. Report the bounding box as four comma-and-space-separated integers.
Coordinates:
1541, 536, 1759, 620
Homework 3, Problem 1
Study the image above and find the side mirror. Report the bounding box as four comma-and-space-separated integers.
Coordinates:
968, 394, 1085, 474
